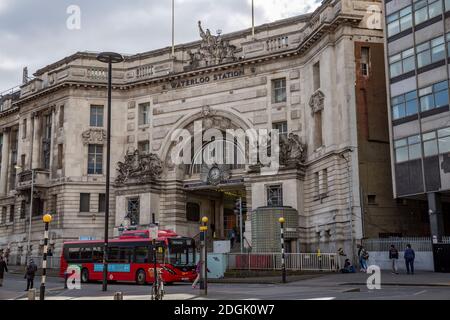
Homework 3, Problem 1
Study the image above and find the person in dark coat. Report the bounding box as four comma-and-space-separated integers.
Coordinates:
404, 244, 416, 275
0, 256, 8, 287
389, 245, 399, 274
24, 259, 38, 291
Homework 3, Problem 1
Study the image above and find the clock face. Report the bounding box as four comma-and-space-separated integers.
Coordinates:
208, 167, 221, 185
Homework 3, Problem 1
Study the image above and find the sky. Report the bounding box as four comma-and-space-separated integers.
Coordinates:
0, 0, 321, 92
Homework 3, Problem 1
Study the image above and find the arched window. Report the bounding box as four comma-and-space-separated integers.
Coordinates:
186, 202, 200, 222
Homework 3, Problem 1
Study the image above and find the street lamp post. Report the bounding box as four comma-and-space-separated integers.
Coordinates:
279, 217, 286, 284
199, 216, 209, 295
39, 214, 52, 300
96, 52, 124, 292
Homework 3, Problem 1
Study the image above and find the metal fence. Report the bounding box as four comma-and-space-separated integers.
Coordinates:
362, 237, 450, 252
6, 255, 60, 270
226, 253, 339, 272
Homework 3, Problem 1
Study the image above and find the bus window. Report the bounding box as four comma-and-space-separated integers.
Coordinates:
68, 247, 80, 261
92, 247, 103, 262
108, 247, 133, 263
80, 248, 92, 260
134, 247, 149, 264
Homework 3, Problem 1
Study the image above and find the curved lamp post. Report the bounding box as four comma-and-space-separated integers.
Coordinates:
96, 52, 124, 292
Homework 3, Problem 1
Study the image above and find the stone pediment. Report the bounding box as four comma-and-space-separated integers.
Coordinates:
82, 128, 107, 145
115, 150, 163, 186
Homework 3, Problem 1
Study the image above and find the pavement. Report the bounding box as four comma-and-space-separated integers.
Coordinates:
1, 270, 449, 300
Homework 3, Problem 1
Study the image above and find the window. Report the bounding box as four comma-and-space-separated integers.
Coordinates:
9, 205, 14, 223
186, 202, 200, 222
273, 122, 288, 140
361, 47, 370, 76
322, 169, 328, 195
22, 119, 27, 139
314, 111, 323, 149
423, 131, 438, 156
126, 198, 140, 226
138, 102, 150, 125
32, 198, 44, 217
272, 78, 287, 103
68, 247, 80, 261
368, 195, 377, 205
57, 144, 63, 169
446, 0, 450, 12
392, 90, 419, 120
80, 193, 90, 213
267, 185, 283, 207
134, 247, 149, 263
59, 105, 64, 128
438, 127, 450, 154
20, 201, 26, 219
419, 80, 449, 112
416, 35, 445, 69
88, 144, 103, 175
313, 62, 321, 91
42, 114, 52, 170
394, 135, 422, 163
314, 172, 320, 198
389, 47, 415, 78
99, 194, 106, 213
414, 0, 442, 26
21, 154, 26, 169
138, 141, 150, 154
1, 207, 6, 224
386, 6, 412, 37
90, 105, 104, 127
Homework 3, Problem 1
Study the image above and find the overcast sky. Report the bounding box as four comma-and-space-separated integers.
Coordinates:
0, 0, 321, 92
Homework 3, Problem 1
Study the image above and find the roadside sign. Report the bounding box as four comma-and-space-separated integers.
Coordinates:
149, 226, 159, 239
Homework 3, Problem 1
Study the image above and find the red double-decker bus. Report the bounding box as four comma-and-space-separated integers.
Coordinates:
60, 230, 197, 285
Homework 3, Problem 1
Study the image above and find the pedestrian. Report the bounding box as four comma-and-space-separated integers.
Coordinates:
192, 260, 210, 289
0, 256, 8, 287
404, 244, 415, 275
24, 259, 38, 291
389, 244, 399, 274
340, 259, 356, 273
358, 245, 369, 272
228, 228, 236, 249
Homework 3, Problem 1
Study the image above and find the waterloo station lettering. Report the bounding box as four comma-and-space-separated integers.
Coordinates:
170, 68, 244, 89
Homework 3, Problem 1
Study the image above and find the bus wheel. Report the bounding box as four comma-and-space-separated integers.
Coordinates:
136, 269, 146, 285
81, 268, 89, 283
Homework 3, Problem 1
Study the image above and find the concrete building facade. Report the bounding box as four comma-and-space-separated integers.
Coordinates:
0, 0, 426, 261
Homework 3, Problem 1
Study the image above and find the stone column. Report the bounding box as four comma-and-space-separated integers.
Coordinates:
49, 108, 56, 178
0, 128, 11, 196
32, 113, 41, 169
428, 192, 445, 243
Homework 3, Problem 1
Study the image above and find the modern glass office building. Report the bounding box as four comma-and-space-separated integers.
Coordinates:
384, 0, 450, 244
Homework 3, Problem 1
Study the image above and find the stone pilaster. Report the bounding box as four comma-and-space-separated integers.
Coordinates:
0, 128, 11, 196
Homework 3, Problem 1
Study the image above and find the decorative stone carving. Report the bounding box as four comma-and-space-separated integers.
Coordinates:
188, 21, 237, 68
280, 133, 307, 166
200, 163, 231, 186
82, 128, 107, 145
116, 150, 163, 185
309, 90, 325, 115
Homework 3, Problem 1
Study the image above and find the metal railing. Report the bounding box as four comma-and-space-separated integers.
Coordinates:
363, 237, 450, 252
6, 255, 60, 270
227, 253, 339, 272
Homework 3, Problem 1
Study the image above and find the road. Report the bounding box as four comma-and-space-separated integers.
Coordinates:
2, 272, 449, 300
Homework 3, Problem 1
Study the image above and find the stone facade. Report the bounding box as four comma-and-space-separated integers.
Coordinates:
0, 0, 427, 260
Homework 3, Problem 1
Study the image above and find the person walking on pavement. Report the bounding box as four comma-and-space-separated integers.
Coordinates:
0, 256, 8, 287
228, 228, 236, 249
404, 244, 415, 275
192, 260, 210, 289
358, 245, 369, 272
389, 244, 399, 274
24, 259, 38, 291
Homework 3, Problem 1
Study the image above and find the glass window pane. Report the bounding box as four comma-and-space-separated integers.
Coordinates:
433, 81, 448, 91
415, 7, 428, 25
395, 139, 408, 148
388, 22, 400, 36
431, 36, 444, 47
431, 44, 445, 62
406, 99, 418, 115
403, 56, 416, 73
424, 140, 438, 156
393, 104, 405, 119
390, 62, 402, 78
405, 91, 417, 101
400, 15, 412, 31
408, 135, 421, 145
434, 90, 448, 107
409, 143, 422, 159
420, 94, 435, 111
396, 147, 409, 162
423, 132, 436, 141
438, 136, 450, 153
417, 51, 431, 68
429, 0, 443, 18
400, 6, 412, 16
438, 127, 450, 137
419, 86, 433, 96
392, 95, 405, 105
403, 48, 415, 58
